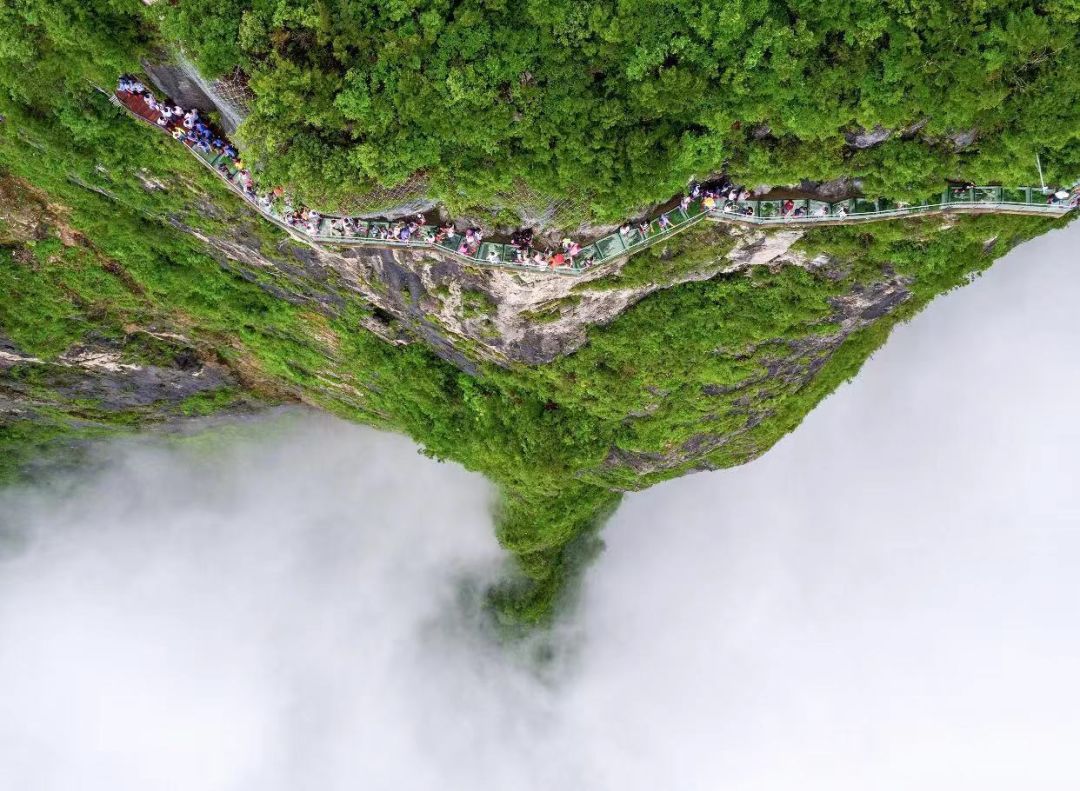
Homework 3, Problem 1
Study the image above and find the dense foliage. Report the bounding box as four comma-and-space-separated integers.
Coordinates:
157, 0, 1080, 218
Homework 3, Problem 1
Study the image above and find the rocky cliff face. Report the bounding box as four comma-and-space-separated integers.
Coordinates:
179, 201, 858, 368
184, 220, 765, 367
1, 335, 233, 412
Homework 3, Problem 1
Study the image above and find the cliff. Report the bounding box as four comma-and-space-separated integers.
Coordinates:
2, 33, 1076, 623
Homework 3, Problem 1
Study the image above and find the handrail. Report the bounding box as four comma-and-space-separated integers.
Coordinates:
106, 86, 1078, 277
707, 198, 1072, 227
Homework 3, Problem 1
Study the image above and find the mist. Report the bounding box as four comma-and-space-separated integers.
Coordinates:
2, 223, 1080, 790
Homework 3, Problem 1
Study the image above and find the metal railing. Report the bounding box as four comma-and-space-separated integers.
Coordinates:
707, 192, 1074, 228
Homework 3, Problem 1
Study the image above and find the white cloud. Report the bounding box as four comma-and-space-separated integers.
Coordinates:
1, 222, 1078, 791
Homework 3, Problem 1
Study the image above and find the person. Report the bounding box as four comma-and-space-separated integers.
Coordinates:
792, 205, 806, 217
582, 255, 596, 268
566, 241, 581, 257
156, 105, 173, 126
658, 213, 672, 230
722, 200, 735, 214
487, 249, 501, 263
550, 252, 566, 268
458, 241, 470, 255
690, 183, 701, 199
836, 204, 848, 217
619, 224, 632, 237
679, 195, 692, 213
120, 76, 144, 95
638, 221, 650, 237
782, 199, 794, 216
703, 194, 716, 210
183, 109, 198, 129
171, 127, 186, 141
532, 251, 547, 266
814, 204, 829, 217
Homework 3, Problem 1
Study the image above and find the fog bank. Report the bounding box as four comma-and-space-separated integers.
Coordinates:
2, 222, 1080, 790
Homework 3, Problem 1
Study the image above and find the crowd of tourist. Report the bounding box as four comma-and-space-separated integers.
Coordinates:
118, 77, 614, 269
116, 75, 1079, 273
114, 76, 722, 270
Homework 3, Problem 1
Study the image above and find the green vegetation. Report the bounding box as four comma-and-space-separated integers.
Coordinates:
585, 222, 743, 290
157, 0, 1080, 218
460, 288, 496, 319
520, 295, 581, 324
1, 2, 1077, 627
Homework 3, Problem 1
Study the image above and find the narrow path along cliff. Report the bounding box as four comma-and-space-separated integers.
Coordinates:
105, 79, 1080, 279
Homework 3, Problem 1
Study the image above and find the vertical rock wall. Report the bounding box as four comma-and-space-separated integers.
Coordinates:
142, 53, 247, 134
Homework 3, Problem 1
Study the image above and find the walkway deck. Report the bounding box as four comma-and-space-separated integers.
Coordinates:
106, 89, 1077, 278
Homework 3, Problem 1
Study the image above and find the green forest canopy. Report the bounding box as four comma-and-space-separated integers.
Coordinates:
156, 0, 1080, 218
2, 1, 1078, 221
